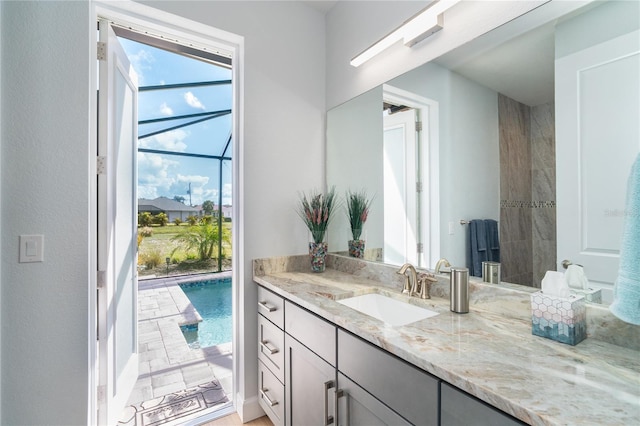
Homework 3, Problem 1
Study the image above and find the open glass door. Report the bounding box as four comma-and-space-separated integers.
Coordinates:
97, 19, 139, 425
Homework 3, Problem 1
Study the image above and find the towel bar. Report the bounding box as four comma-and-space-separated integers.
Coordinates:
460, 219, 499, 225
561, 259, 583, 269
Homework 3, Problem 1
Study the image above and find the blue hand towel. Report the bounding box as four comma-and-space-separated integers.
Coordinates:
474, 220, 487, 251
610, 153, 640, 325
484, 219, 500, 262
469, 219, 488, 277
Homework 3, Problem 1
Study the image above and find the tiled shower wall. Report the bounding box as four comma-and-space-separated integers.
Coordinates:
530, 103, 557, 286
498, 94, 556, 287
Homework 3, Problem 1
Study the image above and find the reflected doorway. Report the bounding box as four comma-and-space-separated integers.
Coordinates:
382, 85, 440, 269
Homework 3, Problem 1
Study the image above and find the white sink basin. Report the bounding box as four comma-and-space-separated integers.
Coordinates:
338, 293, 438, 326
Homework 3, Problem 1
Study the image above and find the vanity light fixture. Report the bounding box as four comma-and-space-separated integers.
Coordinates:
350, 0, 461, 67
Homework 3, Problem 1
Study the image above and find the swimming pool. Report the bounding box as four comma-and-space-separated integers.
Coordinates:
180, 277, 232, 349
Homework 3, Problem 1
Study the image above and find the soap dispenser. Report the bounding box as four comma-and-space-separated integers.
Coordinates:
450, 267, 469, 313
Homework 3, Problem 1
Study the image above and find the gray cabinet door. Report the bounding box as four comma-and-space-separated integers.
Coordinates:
337, 373, 411, 426
285, 334, 336, 426
338, 330, 439, 425
441, 382, 525, 426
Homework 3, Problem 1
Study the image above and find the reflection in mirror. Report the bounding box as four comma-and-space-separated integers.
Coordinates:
326, 0, 640, 305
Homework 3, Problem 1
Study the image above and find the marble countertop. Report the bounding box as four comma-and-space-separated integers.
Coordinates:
253, 256, 640, 426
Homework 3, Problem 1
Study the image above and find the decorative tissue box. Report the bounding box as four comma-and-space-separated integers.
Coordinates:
531, 291, 586, 345
572, 288, 602, 304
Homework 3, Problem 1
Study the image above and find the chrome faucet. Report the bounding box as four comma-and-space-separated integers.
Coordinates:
397, 263, 418, 295
417, 272, 437, 299
397, 264, 436, 299
435, 258, 451, 274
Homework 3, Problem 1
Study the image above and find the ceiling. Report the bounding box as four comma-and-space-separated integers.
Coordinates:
436, 21, 556, 107
302, 0, 339, 14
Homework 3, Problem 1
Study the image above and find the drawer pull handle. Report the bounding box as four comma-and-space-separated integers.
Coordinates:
260, 388, 278, 407
324, 380, 335, 425
260, 340, 279, 355
335, 388, 345, 425
258, 301, 276, 312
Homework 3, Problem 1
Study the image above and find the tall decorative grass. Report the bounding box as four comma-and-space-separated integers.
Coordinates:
297, 186, 339, 244
346, 190, 373, 240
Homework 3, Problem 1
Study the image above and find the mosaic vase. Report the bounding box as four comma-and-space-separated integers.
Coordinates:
309, 241, 328, 273
348, 239, 365, 258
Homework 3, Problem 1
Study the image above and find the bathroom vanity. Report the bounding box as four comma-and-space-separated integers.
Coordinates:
254, 255, 640, 426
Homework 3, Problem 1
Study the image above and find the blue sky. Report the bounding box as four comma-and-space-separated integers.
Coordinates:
118, 37, 233, 206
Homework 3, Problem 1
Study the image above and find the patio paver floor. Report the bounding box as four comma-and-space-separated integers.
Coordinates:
124, 273, 233, 411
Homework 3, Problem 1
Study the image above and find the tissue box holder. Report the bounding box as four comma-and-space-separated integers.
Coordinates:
572, 288, 602, 304
531, 291, 586, 345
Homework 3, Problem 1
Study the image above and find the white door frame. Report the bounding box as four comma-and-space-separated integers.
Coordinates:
89, 2, 244, 424
383, 84, 440, 268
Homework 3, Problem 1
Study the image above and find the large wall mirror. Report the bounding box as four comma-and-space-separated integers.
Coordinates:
327, 0, 639, 305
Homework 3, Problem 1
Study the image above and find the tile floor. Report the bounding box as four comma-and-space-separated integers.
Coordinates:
123, 273, 234, 417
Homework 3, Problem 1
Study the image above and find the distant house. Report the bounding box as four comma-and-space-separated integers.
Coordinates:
138, 197, 201, 222
218, 205, 233, 220
192, 204, 233, 220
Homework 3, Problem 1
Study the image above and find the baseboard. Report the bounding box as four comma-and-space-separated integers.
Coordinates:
236, 393, 265, 423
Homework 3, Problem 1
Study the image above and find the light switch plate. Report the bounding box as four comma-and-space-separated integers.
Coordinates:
19, 235, 44, 263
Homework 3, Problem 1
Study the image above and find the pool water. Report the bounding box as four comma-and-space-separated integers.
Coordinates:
180, 277, 232, 349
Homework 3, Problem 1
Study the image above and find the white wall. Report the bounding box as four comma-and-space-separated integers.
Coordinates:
1, 1, 92, 424
1, 0, 325, 424
326, 87, 384, 253
325, 0, 547, 109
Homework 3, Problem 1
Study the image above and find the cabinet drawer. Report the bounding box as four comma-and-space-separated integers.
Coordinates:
258, 313, 285, 383
258, 286, 284, 329
441, 382, 525, 426
258, 360, 285, 426
338, 330, 439, 426
285, 301, 336, 366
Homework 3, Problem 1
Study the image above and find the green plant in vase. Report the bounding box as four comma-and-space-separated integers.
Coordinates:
297, 186, 338, 272
346, 190, 373, 258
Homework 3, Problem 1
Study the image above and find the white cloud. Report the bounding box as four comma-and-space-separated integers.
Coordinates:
184, 91, 205, 110
137, 152, 179, 198
137, 156, 215, 205
138, 129, 188, 152
127, 49, 154, 86
222, 183, 232, 198
160, 102, 173, 116
169, 174, 211, 205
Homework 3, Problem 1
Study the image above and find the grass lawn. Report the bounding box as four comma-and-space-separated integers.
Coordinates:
138, 222, 232, 277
